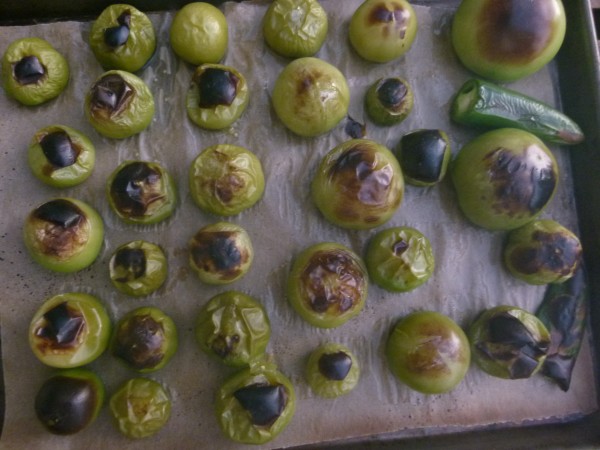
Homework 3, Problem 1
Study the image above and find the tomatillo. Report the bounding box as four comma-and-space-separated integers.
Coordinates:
305, 343, 360, 398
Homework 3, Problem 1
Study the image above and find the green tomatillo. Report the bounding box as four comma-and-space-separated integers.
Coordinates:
305, 343, 360, 398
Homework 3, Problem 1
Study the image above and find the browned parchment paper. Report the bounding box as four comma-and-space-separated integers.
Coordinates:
0, 1, 596, 449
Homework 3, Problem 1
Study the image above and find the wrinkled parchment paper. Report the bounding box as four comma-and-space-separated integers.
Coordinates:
0, 1, 597, 448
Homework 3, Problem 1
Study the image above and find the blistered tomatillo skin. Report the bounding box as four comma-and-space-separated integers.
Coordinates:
107, 160, 177, 225
349, 0, 417, 63
186, 64, 249, 130
365, 77, 414, 126
189, 222, 254, 285
110, 240, 168, 297
451, 0, 566, 82
469, 305, 551, 380
503, 219, 583, 285
215, 362, 296, 445
272, 57, 349, 137
312, 139, 404, 230
386, 311, 471, 394
28, 125, 95, 188
1, 37, 69, 106
287, 242, 368, 328
262, 0, 328, 58
305, 343, 360, 398
110, 377, 171, 439
366, 226, 435, 293
85, 70, 155, 139
451, 128, 558, 231
170, 2, 228, 65
189, 144, 265, 216
395, 129, 451, 187
111, 306, 178, 373
23, 198, 104, 273
89, 4, 156, 72
35, 368, 105, 435
29, 292, 111, 369
196, 291, 271, 367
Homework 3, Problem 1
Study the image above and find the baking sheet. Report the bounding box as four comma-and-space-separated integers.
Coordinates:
0, 1, 597, 448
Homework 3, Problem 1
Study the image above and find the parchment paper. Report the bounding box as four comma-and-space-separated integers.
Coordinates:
0, 1, 597, 449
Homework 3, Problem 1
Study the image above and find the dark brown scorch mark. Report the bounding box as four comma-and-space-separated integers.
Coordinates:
367, 2, 412, 39
190, 230, 249, 281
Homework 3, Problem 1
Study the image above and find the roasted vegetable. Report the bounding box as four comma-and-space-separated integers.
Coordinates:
109, 377, 171, 438
287, 242, 368, 328
262, 0, 328, 58
469, 305, 550, 379
29, 292, 111, 369
451, 79, 584, 145
196, 291, 271, 367
305, 343, 360, 398
272, 57, 349, 137
395, 129, 451, 186
536, 266, 588, 391
349, 0, 417, 63
215, 362, 296, 444
451, 128, 558, 230
311, 139, 404, 230
35, 369, 104, 435
451, 0, 566, 82
386, 311, 470, 394
1, 37, 69, 105
365, 77, 413, 126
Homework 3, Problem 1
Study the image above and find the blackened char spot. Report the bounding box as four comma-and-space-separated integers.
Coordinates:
196, 68, 239, 108
318, 351, 352, 380
190, 231, 246, 280
233, 383, 287, 427
113, 314, 165, 369
33, 199, 84, 228
377, 78, 408, 110
40, 131, 79, 168
36, 302, 85, 349
91, 73, 133, 114
399, 129, 447, 183
110, 162, 164, 217
13, 55, 45, 85
113, 247, 147, 281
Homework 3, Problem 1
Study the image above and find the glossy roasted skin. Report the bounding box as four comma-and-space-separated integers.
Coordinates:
287, 242, 368, 328
189, 222, 254, 285
23, 198, 104, 273
89, 4, 156, 72
349, 0, 417, 63
312, 139, 404, 230
29, 292, 111, 369
503, 219, 582, 285
85, 70, 155, 139
386, 311, 471, 394
189, 144, 264, 216
451, 0, 566, 82
196, 291, 271, 367
305, 342, 360, 398
469, 305, 551, 379
272, 57, 349, 136
111, 306, 178, 372
262, 0, 328, 58
1, 37, 69, 105
107, 160, 177, 225
215, 362, 296, 444
451, 128, 558, 230
365, 77, 414, 126
35, 369, 105, 435
395, 129, 451, 186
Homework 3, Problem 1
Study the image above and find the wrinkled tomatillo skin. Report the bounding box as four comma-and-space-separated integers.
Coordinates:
451, 128, 558, 230
107, 160, 177, 224
29, 292, 111, 368
312, 139, 404, 230
365, 77, 414, 126
451, 0, 566, 82
196, 291, 271, 367
386, 311, 471, 394
469, 305, 550, 379
1, 37, 69, 106
272, 57, 349, 137
111, 306, 178, 373
189, 222, 254, 285
89, 4, 156, 72
349, 0, 418, 63
305, 342, 360, 398
28, 125, 96, 188
23, 198, 104, 273
189, 144, 265, 216
503, 219, 582, 285
215, 363, 296, 445
85, 70, 155, 139
35, 368, 105, 435
287, 242, 368, 328
186, 64, 249, 130
109, 240, 168, 296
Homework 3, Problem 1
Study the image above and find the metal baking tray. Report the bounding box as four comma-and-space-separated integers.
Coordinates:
1, 0, 599, 448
